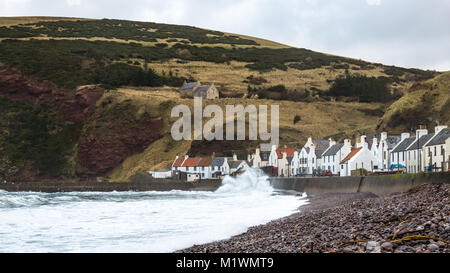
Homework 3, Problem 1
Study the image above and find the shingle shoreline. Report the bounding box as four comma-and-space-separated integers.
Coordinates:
180, 183, 449, 253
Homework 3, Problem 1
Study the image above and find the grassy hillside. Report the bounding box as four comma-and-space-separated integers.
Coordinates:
378, 71, 450, 133
0, 16, 445, 181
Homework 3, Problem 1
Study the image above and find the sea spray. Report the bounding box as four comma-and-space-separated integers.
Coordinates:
0, 170, 308, 253
215, 168, 273, 194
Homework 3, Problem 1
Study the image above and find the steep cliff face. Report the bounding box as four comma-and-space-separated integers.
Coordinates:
0, 65, 104, 123
77, 103, 163, 176
0, 66, 164, 181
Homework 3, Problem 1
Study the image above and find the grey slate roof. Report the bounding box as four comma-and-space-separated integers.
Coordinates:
425, 128, 450, 146
323, 143, 344, 157
365, 136, 375, 149
313, 139, 330, 158
386, 136, 401, 149
313, 140, 330, 150
229, 160, 244, 169
179, 82, 199, 90
406, 134, 435, 151
192, 85, 211, 97
304, 147, 310, 154
391, 137, 415, 153
211, 157, 226, 168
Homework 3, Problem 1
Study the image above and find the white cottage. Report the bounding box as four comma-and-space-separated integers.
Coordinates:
390, 133, 414, 171
405, 126, 434, 173
423, 126, 449, 172
321, 139, 352, 175
339, 142, 379, 176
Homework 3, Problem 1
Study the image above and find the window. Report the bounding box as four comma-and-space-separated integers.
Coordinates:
434, 146, 437, 156
312, 158, 314, 164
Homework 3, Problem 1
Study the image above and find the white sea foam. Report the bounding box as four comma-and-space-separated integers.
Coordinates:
0, 169, 307, 253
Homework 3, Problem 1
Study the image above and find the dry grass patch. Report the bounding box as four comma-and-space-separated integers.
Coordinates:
0, 16, 93, 27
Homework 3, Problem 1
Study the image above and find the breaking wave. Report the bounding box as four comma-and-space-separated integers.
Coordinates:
0, 169, 308, 252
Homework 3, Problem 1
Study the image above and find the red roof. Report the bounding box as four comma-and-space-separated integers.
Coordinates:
341, 147, 362, 164
197, 157, 213, 167
172, 157, 185, 167
182, 157, 202, 167
276, 148, 296, 158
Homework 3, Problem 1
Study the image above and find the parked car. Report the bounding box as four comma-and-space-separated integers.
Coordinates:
322, 170, 333, 176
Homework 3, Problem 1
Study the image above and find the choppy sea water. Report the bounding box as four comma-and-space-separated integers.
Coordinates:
0, 169, 308, 253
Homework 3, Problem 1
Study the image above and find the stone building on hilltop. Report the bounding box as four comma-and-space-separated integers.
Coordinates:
178, 81, 219, 99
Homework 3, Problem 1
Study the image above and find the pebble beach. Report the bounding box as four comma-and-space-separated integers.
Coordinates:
181, 183, 450, 253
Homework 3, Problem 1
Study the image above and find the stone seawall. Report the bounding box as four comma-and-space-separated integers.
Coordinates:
0, 179, 223, 192
270, 172, 450, 195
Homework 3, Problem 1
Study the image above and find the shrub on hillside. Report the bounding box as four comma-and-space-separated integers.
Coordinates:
328, 75, 393, 103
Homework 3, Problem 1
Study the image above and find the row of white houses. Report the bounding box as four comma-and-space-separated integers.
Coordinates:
248, 124, 450, 177
153, 124, 450, 179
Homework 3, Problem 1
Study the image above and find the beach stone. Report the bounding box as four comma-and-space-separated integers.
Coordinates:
343, 247, 354, 253
366, 241, 381, 253
399, 245, 414, 253
381, 242, 393, 252
428, 244, 439, 252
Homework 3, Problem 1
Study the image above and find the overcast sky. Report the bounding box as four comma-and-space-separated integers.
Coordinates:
1, 0, 449, 71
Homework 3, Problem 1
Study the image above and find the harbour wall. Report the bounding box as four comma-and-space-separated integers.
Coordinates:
269, 172, 450, 196
0, 179, 222, 192
1, 173, 449, 194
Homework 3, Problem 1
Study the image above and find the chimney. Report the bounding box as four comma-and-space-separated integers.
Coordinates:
435, 122, 448, 134
212, 152, 216, 159
307, 137, 313, 147
356, 135, 366, 148
344, 139, 351, 147
233, 154, 238, 161
401, 132, 410, 141
381, 132, 387, 141
282, 152, 287, 159
329, 138, 336, 147
416, 125, 428, 139
355, 133, 360, 148
256, 148, 260, 155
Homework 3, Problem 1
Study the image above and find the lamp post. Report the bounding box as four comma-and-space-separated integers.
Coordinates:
417, 129, 419, 173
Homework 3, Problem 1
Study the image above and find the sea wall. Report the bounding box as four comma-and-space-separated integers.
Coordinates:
0, 179, 222, 193
270, 172, 450, 196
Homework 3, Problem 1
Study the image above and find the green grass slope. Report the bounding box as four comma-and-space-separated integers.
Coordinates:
378, 71, 450, 133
